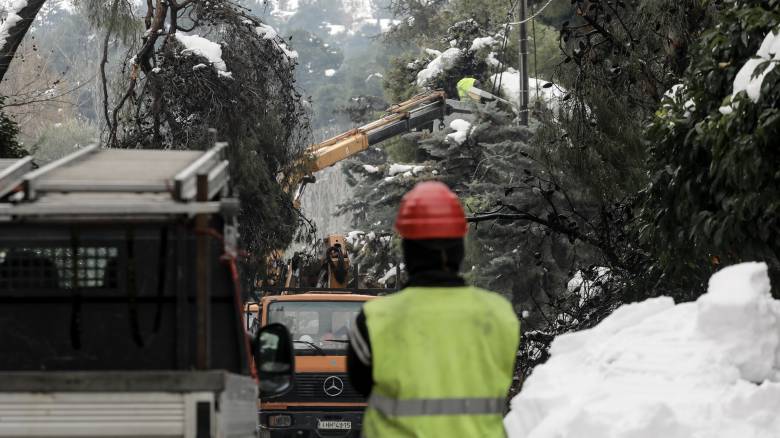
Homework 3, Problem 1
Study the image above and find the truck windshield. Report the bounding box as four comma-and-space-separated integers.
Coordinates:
267, 301, 364, 355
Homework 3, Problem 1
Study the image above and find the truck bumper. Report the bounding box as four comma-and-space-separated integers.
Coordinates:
258, 410, 363, 438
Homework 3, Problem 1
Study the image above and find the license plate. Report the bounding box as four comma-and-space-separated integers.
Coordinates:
318, 420, 352, 430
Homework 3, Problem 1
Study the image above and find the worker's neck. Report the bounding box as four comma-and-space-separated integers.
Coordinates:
405, 269, 465, 288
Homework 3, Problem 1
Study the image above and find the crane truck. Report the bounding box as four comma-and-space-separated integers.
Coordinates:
249, 92, 467, 437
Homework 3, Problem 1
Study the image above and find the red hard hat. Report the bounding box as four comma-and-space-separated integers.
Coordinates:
395, 181, 467, 239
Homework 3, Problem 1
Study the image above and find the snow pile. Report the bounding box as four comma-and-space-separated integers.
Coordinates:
720, 29, 780, 115
255, 23, 278, 40
446, 119, 472, 145
175, 34, 230, 75
505, 262, 780, 438
491, 71, 568, 114
388, 163, 425, 176
0, 0, 27, 44
470, 36, 497, 52
362, 164, 380, 174
324, 69, 336, 77
416, 48, 463, 86
253, 24, 298, 60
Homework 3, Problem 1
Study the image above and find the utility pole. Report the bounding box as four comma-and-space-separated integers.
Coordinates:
518, 0, 529, 126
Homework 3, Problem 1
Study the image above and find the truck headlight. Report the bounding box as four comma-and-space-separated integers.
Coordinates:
268, 414, 292, 427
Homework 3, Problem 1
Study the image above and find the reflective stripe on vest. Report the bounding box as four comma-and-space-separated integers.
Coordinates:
369, 394, 505, 417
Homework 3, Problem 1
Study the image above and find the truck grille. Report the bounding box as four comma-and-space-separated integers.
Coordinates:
280, 373, 365, 403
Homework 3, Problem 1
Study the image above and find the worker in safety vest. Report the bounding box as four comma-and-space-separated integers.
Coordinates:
347, 181, 520, 437
457, 77, 482, 102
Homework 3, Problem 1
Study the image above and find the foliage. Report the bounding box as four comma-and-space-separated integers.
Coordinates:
383, 0, 563, 101
26, 116, 98, 163
640, 0, 780, 299
101, 0, 310, 281
0, 97, 24, 158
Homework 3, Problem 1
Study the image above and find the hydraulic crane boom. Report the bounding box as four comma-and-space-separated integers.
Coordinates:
307, 91, 447, 170
267, 91, 469, 289
285, 90, 466, 204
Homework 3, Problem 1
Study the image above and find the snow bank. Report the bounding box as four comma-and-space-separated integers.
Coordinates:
445, 119, 472, 145
505, 262, 780, 438
416, 48, 463, 86
176, 34, 228, 73
720, 29, 780, 114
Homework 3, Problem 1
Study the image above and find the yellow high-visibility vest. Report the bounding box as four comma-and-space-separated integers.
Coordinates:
457, 77, 478, 101
362, 286, 519, 437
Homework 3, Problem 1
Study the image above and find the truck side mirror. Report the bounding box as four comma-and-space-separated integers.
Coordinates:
254, 323, 295, 398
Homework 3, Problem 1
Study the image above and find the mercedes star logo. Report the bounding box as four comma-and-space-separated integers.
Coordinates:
323, 376, 344, 397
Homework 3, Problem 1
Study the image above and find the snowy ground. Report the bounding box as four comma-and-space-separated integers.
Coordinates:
505, 262, 780, 438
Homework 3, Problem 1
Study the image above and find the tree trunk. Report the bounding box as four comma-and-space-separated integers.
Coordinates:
0, 0, 48, 83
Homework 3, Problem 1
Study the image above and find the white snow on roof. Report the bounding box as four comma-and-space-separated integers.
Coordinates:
0, 0, 27, 45
416, 47, 463, 86
470, 36, 497, 51
445, 119, 472, 145
388, 163, 425, 176
324, 68, 336, 77
720, 29, 780, 115
505, 262, 780, 438
175, 33, 228, 72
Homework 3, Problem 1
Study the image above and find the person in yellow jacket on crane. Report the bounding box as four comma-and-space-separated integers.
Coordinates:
347, 181, 520, 437
457, 77, 482, 102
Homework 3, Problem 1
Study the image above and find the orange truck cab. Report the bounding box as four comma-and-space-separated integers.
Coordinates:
249, 293, 375, 438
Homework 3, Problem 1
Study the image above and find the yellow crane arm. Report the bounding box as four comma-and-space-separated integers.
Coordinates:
307, 90, 447, 170
285, 90, 449, 204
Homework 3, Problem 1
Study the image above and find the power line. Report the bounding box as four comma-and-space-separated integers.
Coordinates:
508, 0, 556, 25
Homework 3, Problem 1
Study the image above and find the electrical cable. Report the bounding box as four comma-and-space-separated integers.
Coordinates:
508, 0, 556, 25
